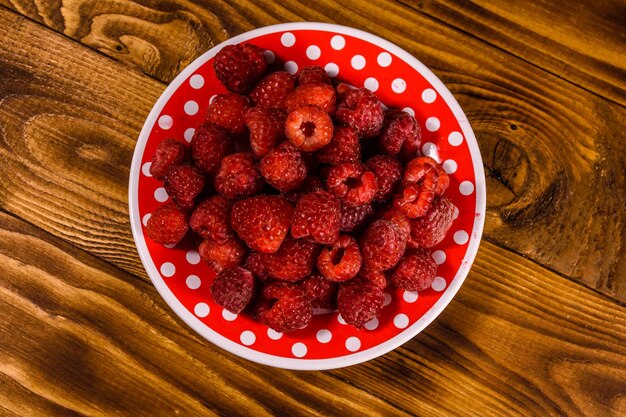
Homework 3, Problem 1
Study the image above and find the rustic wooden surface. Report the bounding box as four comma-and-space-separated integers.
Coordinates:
0, 0, 624, 416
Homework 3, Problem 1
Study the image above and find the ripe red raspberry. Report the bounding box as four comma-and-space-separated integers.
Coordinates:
365, 155, 402, 201
244, 251, 271, 282
285, 83, 336, 114
291, 191, 340, 244
297, 65, 332, 86
163, 165, 205, 209
410, 196, 456, 248
199, 237, 247, 273
317, 235, 362, 282
381, 207, 411, 242
403, 156, 450, 196
337, 280, 384, 327
301, 273, 338, 309
390, 249, 437, 291
254, 282, 312, 332
315, 126, 360, 165
339, 202, 373, 232
263, 237, 319, 282
336, 88, 383, 138
327, 162, 379, 206
283, 175, 325, 204
249, 71, 295, 109
146, 203, 188, 245
214, 153, 263, 199
150, 139, 186, 180
214, 43, 267, 93
359, 267, 389, 289
379, 110, 421, 160
191, 123, 233, 174
207, 93, 250, 134
259, 142, 307, 192
285, 105, 334, 151
361, 219, 407, 271
189, 196, 232, 242
211, 266, 255, 314
231, 195, 293, 253
245, 107, 286, 157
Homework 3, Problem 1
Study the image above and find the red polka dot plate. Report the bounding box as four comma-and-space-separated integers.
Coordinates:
129, 23, 486, 370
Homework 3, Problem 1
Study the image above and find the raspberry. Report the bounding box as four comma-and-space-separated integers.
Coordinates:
291, 191, 340, 244
403, 156, 449, 195
381, 207, 411, 242
297, 65, 332, 86
395, 156, 450, 218
259, 142, 307, 192
150, 139, 186, 180
214, 43, 267, 93
390, 249, 436, 291
249, 71, 295, 109
285, 105, 334, 151
359, 267, 389, 289
254, 282, 312, 332
199, 237, 247, 273
263, 237, 319, 281
283, 175, 325, 204
336, 88, 383, 138
361, 219, 407, 271
365, 155, 402, 201
231, 195, 293, 253
189, 196, 232, 242
315, 126, 360, 165
379, 110, 421, 160
410, 196, 456, 248
301, 273, 338, 310
214, 153, 263, 199
245, 107, 286, 157
337, 280, 384, 328
207, 93, 250, 134
211, 266, 255, 313
339, 202, 373, 232
244, 251, 271, 282
285, 83, 336, 114
191, 123, 233, 174
146, 203, 188, 245
327, 162, 379, 206
163, 165, 206, 209
316, 235, 362, 282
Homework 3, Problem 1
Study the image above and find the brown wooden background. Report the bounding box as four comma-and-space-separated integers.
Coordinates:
0, 0, 625, 416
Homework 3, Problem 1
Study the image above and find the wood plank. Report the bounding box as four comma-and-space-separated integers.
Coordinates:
0, 5, 624, 301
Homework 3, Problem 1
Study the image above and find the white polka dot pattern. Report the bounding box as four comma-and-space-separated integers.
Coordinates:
240, 330, 256, 345
157, 115, 173, 130
189, 74, 204, 89
292, 342, 307, 357
394, 314, 409, 329
186, 275, 201, 290
345, 337, 361, 352
194, 303, 209, 318
351, 55, 366, 70
281, 32, 296, 47
306, 45, 321, 60
160, 262, 175, 277
377, 52, 392, 67
316, 329, 332, 343
222, 309, 238, 321
154, 187, 168, 202
330, 35, 345, 50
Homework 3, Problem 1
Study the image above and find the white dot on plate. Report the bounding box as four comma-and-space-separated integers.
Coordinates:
402, 107, 415, 117
142, 162, 152, 177
425, 117, 441, 132
292, 342, 307, 357
158, 115, 173, 130
267, 328, 283, 340
364, 77, 379, 92
403, 291, 419, 303
421, 88, 437, 103
240, 330, 256, 346
284, 61, 298, 75
281, 32, 296, 47
460, 181, 475, 195
163, 243, 176, 249
432, 276, 447, 292
160, 262, 175, 277
142, 213, 151, 226
306, 45, 321, 60
351, 55, 366, 70
184, 128, 195, 143
383, 293, 392, 306
209, 94, 217, 105
391, 78, 406, 93
194, 302, 209, 317
452, 206, 460, 220
432, 250, 446, 265
394, 314, 409, 329
330, 35, 345, 50
443, 159, 458, 174
345, 336, 361, 352
421, 142, 437, 158
364, 318, 379, 330
184, 100, 199, 116
222, 309, 238, 321
263, 49, 275, 63
448, 131, 464, 146
189, 74, 204, 89
337, 314, 347, 325
324, 63, 339, 78
377, 52, 392, 67
454, 230, 469, 245
316, 329, 332, 343
186, 275, 201, 290
154, 187, 168, 202
186, 250, 201, 265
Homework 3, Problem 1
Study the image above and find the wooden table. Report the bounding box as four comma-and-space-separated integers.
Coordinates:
1, 1, 624, 415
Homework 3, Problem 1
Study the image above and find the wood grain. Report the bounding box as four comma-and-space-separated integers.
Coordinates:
0, 3, 624, 302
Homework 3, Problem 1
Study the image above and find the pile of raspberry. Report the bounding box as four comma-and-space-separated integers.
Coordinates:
146, 43, 457, 333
